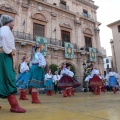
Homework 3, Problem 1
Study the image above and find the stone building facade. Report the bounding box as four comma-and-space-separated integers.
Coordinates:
0, 0, 105, 83
107, 20, 120, 74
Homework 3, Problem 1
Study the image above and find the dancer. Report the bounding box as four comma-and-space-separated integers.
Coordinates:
105, 69, 120, 94
0, 14, 26, 113
58, 63, 80, 97
53, 71, 60, 94
16, 56, 30, 100
45, 69, 54, 96
29, 44, 46, 103
89, 65, 104, 95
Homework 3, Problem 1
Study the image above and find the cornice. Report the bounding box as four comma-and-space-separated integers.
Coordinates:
76, 0, 98, 10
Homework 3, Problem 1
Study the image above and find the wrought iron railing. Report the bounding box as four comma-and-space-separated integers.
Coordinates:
80, 46, 99, 53
13, 31, 77, 49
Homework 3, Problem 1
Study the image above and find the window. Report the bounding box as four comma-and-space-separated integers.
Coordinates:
106, 59, 109, 63
85, 36, 92, 48
33, 23, 45, 40
59, 0, 69, 10
107, 64, 109, 69
83, 9, 88, 17
118, 25, 120, 32
61, 30, 70, 42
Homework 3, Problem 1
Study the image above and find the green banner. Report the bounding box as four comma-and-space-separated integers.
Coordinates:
65, 42, 74, 59
89, 47, 96, 62
36, 36, 47, 56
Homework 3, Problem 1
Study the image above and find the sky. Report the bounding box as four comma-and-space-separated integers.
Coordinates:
94, 0, 120, 56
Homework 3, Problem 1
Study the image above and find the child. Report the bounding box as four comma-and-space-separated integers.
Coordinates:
16, 56, 30, 100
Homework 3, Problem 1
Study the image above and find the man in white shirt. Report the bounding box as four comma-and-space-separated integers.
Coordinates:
0, 14, 26, 113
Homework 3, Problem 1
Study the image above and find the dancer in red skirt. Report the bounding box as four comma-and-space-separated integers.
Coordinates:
88, 65, 104, 95
57, 63, 80, 97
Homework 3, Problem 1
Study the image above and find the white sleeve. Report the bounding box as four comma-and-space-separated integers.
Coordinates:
20, 63, 26, 73
20, 63, 29, 73
52, 75, 55, 82
67, 69, 74, 77
2, 27, 15, 54
58, 75, 60, 80
115, 73, 120, 78
105, 74, 109, 81
85, 75, 92, 82
45, 74, 47, 80
37, 53, 46, 67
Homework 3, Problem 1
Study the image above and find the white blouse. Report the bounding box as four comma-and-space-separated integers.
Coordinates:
60, 68, 74, 77
91, 69, 100, 75
20, 62, 29, 73
53, 75, 60, 82
0, 26, 15, 54
32, 52, 46, 67
45, 73, 52, 80
105, 72, 120, 80
85, 75, 93, 82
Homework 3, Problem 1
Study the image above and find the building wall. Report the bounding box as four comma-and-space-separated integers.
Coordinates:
0, 0, 104, 83
109, 22, 120, 74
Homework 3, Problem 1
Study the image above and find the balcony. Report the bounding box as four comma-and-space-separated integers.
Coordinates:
79, 46, 105, 57
59, 3, 69, 11
13, 31, 77, 49
82, 13, 90, 18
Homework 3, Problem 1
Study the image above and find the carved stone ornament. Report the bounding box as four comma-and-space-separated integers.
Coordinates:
60, 21, 72, 29
38, 5, 42, 11
0, 4, 17, 14
83, 28, 93, 35
21, 3, 29, 8
51, 12, 57, 17
74, 17, 81, 25
32, 13, 48, 22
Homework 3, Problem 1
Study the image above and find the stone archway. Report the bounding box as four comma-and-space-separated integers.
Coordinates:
58, 62, 77, 75
66, 63, 76, 75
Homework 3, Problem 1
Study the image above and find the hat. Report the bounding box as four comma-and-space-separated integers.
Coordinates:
0, 14, 14, 26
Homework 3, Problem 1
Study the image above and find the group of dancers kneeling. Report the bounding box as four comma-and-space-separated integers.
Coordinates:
16, 44, 80, 104
85, 65, 120, 95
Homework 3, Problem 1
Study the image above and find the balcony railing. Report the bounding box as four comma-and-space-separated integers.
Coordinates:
40, 0, 47, 2
80, 46, 99, 53
13, 31, 77, 49
82, 13, 90, 18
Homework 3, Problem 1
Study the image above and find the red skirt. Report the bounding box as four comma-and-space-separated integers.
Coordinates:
57, 75, 80, 89
89, 75, 103, 88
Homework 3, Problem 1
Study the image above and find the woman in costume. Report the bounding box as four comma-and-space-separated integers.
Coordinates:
0, 14, 26, 113
105, 69, 120, 93
16, 56, 30, 100
53, 71, 61, 94
29, 44, 46, 103
58, 63, 80, 97
89, 65, 104, 95
45, 69, 54, 96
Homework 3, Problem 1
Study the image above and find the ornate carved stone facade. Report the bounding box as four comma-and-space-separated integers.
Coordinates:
0, 0, 105, 83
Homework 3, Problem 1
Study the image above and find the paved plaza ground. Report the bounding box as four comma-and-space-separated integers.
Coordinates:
0, 92, 120, 120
